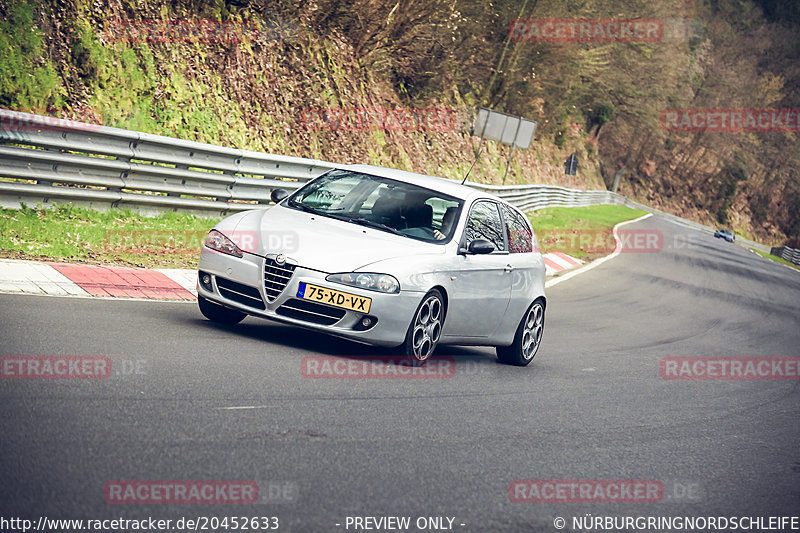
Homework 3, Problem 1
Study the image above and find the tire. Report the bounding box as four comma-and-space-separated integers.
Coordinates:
198, 295, 247, 325
402, 289, 445, 364
496, 299, 545, 366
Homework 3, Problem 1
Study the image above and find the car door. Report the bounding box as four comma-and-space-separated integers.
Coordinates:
442, 200, 512, 338
499, 203, 543, 325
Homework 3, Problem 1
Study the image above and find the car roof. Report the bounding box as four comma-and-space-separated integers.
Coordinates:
339, 163, 496, 203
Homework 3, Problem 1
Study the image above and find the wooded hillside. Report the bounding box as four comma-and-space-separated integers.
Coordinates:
1, 0, 797, 244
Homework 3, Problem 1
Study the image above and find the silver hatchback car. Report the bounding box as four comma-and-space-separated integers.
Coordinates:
197, 165, 546, 366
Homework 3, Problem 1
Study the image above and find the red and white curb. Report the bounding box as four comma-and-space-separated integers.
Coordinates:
0, 251, 582, 300
543, 251, 582, 276
0, 259, 196, 300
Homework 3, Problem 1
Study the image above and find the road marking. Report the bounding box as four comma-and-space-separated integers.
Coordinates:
545, 213, 653, 288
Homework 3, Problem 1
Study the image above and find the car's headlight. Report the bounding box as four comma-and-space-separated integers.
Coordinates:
325, 272, 400, 294
203, 230, 243, 258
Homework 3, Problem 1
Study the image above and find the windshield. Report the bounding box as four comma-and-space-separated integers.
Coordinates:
285, 170, 464, 243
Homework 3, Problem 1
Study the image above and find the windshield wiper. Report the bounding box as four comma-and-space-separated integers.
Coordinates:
289, 202, 349, 219
348, 217, 405, 236
288, 202, 404, 236
288, 200, 353, 218
287, 200, 323, 215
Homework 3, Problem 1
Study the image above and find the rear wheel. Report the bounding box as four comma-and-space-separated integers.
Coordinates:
496, 299, 545, 366
198, 295, 246, 325
402, 289, 444, 364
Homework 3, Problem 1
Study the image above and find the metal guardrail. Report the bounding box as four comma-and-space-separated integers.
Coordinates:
0, 109, 335, 216
0, 109, 628, 217
0, 108, 772, 253
770, 247, 800, 265
467, 181, 625, 211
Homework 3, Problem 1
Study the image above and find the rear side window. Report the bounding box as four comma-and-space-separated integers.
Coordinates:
464, 201, 506, 251
501, 204, 533, 253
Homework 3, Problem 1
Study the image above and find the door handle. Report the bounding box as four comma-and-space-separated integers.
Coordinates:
504, 264, 515, 272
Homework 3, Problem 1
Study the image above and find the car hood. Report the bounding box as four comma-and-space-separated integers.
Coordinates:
216, 205, 439, 272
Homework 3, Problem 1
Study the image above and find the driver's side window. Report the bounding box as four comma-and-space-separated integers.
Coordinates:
464, 201, 506, 252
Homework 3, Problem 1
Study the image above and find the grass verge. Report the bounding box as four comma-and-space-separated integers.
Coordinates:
0, 204, 221, 269
528, 205, 649, 260
0, 203, 649, 270
750, 248, 800, 271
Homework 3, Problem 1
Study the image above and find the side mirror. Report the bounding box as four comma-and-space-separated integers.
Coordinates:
463, 238, 495, 255
270, 188, 289, 204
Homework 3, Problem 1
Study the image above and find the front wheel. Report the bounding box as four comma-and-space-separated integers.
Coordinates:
198, 295, 247, 325
402, 289, 445, 364
496, 299, 545, 366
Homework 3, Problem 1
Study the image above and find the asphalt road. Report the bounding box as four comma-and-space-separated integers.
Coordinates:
1, 216, 799, 532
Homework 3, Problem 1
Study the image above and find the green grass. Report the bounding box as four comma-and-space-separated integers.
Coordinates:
750, 248, 800, 271
0, 203, 649, 269
0, 204, 221, 268
529, 204, 649, 231
528, 204, 648, 258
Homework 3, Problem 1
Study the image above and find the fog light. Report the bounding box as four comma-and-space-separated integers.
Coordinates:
354, 315, 378, 331
199, 271, 213, 291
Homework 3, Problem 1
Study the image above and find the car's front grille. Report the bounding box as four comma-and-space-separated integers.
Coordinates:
263, 258, 297, 302
216, 277, 266, 310
276, 298, 347, 326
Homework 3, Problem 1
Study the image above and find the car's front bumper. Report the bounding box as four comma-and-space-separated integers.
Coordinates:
197, 247, 422, 347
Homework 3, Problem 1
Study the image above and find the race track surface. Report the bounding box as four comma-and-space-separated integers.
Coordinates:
1, 216, 798, 532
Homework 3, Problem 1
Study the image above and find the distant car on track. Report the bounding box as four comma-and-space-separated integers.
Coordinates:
196, 164, 546, 366
714, 228, 735, 242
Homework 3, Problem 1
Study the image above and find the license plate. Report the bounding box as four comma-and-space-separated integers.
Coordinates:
297, 282, 372, 313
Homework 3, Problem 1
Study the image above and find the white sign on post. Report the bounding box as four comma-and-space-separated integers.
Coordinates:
471, 107, 537, 184
472, 107, 536, 149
